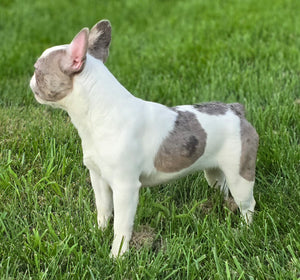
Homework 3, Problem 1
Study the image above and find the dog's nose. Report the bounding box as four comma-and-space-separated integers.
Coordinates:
34, 61, 39, 69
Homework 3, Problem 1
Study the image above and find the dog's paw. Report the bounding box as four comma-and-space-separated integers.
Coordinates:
97, 214, 111, 230
109, 236, 130, 258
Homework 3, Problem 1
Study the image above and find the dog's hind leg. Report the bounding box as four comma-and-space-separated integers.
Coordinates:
219, 152, 257, 224
204, 168, 229, 199
219, 118, 258, 224
224, 173, 256, 224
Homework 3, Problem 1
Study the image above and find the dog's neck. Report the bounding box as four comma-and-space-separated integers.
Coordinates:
57, 54, 135, 132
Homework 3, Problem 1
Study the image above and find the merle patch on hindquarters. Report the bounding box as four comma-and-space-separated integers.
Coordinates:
239, 118, 259, 181
193, 102, 257, 181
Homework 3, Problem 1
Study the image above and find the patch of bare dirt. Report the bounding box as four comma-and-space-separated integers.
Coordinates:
224, 197, 239, 212
131, 225, 166, 252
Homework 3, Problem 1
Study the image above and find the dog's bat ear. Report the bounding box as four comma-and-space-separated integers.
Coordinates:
88, 19, 111, 63
61, 28, 89, 74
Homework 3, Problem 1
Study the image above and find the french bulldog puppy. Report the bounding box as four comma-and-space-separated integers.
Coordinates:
30, 20, 259, 257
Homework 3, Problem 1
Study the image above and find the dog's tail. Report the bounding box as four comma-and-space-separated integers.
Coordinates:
229, 103, 245, 118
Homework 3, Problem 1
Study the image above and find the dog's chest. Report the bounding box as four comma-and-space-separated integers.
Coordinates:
78, 124, 125, 178
81, 138, 101, 173
72, 118, 104, 174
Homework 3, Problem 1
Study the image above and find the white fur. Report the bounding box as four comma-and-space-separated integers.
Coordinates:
31, 47, 256, 257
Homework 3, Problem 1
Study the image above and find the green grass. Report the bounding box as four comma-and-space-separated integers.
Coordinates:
0, 0, 300, 279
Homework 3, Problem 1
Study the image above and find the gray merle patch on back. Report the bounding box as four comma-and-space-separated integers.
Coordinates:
229, 103, 245, 118
154, 110, 207, 173
193, 102, 245, 117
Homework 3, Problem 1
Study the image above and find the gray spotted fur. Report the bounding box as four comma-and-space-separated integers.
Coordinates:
156, 102, 258, 182
239, 118, 259, 181
193, 102, 245, 117
34, 50, 74, 102
154, 110, 207, 172
88, 20, 111, 63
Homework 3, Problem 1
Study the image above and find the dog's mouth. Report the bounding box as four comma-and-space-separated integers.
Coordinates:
32, 90, 42, 103
33, 89, 44, 102
32, 88, 40, 97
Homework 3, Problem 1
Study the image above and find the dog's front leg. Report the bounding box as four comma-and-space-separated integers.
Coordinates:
90, 170, 113, 230
110, 180, 140, 257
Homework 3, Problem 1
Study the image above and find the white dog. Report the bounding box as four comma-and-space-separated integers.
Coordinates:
30, 20, 259, 257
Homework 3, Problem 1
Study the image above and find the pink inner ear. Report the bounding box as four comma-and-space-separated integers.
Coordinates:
71, 57, 84, 71
68, 28, 88, 72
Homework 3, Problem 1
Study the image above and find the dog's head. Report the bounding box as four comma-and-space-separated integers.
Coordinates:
30, 20, 111, 104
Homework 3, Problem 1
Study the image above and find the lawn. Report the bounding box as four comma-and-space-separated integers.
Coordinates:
0, 0, 300, 279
